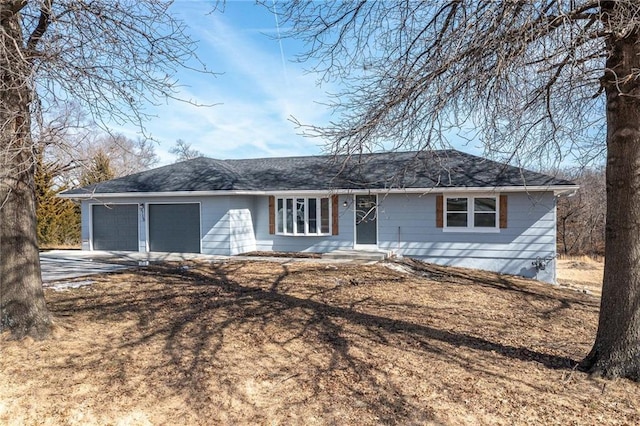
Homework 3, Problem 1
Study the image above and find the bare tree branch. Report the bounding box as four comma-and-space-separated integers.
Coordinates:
26, 0, 51, 52
273, 1, 626, 167
273, 0, 640, 381
1, 0, 211, 339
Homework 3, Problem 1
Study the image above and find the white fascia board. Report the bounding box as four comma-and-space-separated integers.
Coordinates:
58, 189, 336, 199
553, 186, 580, 197
58, 185, 580, 199
380, 185, 580, 195
57, 190, 262, 199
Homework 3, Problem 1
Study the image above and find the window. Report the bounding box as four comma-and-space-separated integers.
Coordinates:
444, 195, 498, 230
276, 198, 283, 233
474, 197, 497, 227
446, 197, 468, 227
276, 196, 332, 235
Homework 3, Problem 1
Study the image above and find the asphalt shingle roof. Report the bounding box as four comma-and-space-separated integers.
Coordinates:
61, 149, 575, 195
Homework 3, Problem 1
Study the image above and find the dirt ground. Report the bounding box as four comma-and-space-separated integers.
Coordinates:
1, 257, 636, 425
556, 257, 604, 297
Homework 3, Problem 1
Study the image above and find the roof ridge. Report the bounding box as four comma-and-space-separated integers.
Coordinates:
222, 149, 454, 163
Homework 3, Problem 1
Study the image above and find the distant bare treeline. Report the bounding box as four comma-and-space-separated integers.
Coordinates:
556, 167, 606, 257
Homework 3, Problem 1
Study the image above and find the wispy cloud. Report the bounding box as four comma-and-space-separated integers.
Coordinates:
118, 2, 333, 164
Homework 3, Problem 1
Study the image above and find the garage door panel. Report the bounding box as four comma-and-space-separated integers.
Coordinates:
149, 203, 200, 253
92, 204, 138, 251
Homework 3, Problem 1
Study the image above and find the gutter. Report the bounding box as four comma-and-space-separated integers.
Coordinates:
58, 185, 580, 200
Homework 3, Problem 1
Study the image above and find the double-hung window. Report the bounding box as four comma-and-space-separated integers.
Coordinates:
276, 196, 331, 235
445, 196, 498, 230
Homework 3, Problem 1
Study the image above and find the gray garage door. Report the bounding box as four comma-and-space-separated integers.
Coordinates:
148, 203, 200, 253
92, 204, 139, 251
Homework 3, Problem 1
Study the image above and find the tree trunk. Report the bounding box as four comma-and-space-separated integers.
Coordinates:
0, 162, 52, 340
0, 6, 52, 339
581, 20, 640, 379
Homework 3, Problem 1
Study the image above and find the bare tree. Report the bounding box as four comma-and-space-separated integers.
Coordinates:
0, 1, 202, 339
557, 167, 606, 256
36, 105, 159, 184
78, 150, 115, 187
71, 133, 159, 181
169, 138, 202, 162
274, 2, 640, 380
105, 136, 158, 177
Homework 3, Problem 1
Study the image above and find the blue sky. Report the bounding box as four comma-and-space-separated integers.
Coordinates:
109, 1, 600, 170
116, 1, 335, 165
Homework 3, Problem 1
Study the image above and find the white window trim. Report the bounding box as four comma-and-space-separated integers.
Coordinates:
443, 194, 500, 233
275, 196, 332, 236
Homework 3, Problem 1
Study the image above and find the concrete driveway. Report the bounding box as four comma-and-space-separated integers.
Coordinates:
40, 251, 134, 282
39, 249, 375, 283
39, 250, 236, 283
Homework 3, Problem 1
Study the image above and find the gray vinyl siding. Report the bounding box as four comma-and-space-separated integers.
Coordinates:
81, 196, 234, 255
80, 190, 559, 283
200, 196, 231, 255
83, 194, 351, 255
254, 194, 354, 253
376, 192, 557, 283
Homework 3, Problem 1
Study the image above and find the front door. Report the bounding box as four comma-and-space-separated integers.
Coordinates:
355, 195, 377, 245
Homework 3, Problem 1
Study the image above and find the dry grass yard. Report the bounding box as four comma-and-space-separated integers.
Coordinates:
557, 256, 604, 297
1, 257, 637, 425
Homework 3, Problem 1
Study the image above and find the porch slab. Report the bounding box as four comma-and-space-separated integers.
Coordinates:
321, 249, 391, 261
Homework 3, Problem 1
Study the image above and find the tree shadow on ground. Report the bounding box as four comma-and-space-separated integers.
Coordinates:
47, 260, 593, 423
